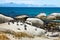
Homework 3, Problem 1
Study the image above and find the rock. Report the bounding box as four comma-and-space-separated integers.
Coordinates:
50, 13, 60, 16
36, 13, 46, 19
0, 22, 46, 37
47, 15, 56, 20
47, 13, 60, 20
45, 32, 59, 37
25, 18, 44, 27
15, 15, 29, 22
0, 14, 14, 23
15, 15, 28, 19
58, 26, 60, 30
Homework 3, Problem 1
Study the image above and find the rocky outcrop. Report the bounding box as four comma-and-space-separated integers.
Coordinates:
36, 13, 46, 19
15, 15, 29, 22
25, 18, 44, 27
45, 32, 59, 37
47, 13, 60, 20
0, 14, 14, 23
0, 22, 46, 36
47, 15, 56, 20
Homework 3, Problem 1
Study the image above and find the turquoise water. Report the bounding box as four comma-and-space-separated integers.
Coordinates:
0, 7, 60, 17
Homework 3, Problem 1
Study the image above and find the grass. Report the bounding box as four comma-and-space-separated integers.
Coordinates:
0, 31, 60, 40
0, 30, 34, 39
14, 32, 34, 38
0, 32, 10, 40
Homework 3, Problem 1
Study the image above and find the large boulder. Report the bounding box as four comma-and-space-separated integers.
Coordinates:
15, 15, 28, 19
0, 22, 46, 36
36, 13, 46, 19
50, 13, 60, 16
47, 13, 60, 20
25, 18, 44, 27
15, 15, 29, 22
47, 15, 56, 20
0, 14, 14, 23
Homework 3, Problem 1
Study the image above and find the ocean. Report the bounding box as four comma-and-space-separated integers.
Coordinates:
0, 7, 60, 17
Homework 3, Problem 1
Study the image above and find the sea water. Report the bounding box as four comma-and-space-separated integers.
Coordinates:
0, 7, 60, 17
